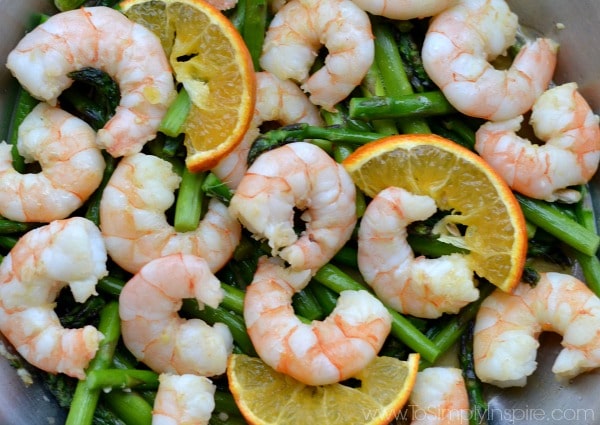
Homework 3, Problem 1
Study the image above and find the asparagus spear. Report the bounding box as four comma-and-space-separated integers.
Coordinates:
349, 92, 456, 121
66, 301, 121, 425
517, 194, 600, 256
460, 320, 489, 425
241, 0, 268, 70
371, 17, 430, 134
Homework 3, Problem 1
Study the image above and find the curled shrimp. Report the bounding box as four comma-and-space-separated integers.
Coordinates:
229, 141, 356, 274
119, 254, 233, 376
0, 217, 108, 379
244, 256, 392, 386
152, 374, 216, 425
100, 153, 241, 274
0, 103, 105, 222
351, 0, 455, 19
475, 82, 600, 203
474, 272, 600, 387
357, 187, 479, 319
212, 71, 324, 189
421, 0, 558, 121
6, 6, 176, 157
409, 367, 470, 425
259, 0, 374, 111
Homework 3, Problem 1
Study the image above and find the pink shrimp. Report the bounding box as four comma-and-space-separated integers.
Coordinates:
0, 217, 108, 379
6, 6, 176, 157
259, 0, 374, 111
409, 367, 470, 425
243, 256, 392, 385
351, 0, 455, 19
0, 103, 105, 222
152, 374, 216, 425
474, 272, 600, 387
475, 82, 600, 203
357, 187, 479, 319
119, 254, 233, 376
99, 153, 241, 274
421, 0, 557, 121
229, 142, 356, 274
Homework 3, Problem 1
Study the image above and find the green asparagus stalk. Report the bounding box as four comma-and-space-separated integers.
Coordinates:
569, 185, 600, 295
309, 281, 339, 315
159, 88, 191, 137
321, 102, 375, 134
420, 281, 495, 369
438, 117, 479, 150
85, 153, 117, 226
429, 116, 480, 150
371, 18, 430, 134
174, 168, 207, 232
247, 123, 381, 164
242, 0, 267, 70
8, 87, 38, 173
86, 369, 159, 391
227, 0, 246, 32
0, 219, 38, 234
109, 350, 158, 407
332, 245, 359, 268
349, 92, 456, 121
292, 286, 325, 321
407, 234, 469, 258
516, 194, 600, 256
202, 172, 234, 204
0, 235, 19, 251
460, 320, 489, 425
54, 0, 87, 11
360, 64, 400, 136
102, 390, 153, 425
66, 301, 121, 425
395, 23, 435, 93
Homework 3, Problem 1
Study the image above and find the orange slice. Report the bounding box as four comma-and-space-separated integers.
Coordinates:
342, 134, 527, 293
120, 0, 256, 172
227, 353, 420, 425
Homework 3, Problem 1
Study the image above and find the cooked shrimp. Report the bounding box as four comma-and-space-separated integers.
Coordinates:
100, 153, 241, 274
0, 103, 105, 222
212, 71, 324, 189
357, 187, 479, 319
119, 254, 233, 376
421, 0, 558, 121
475, 82, 600, 203
6, 6, 176, 157
409, 367, 470, 425
351, 0, 455, 19
229, 141, 356, 274
0, 217, 108, 379
152, 374, 216, 425
259, 0, 374, 111
474, 272, 600, 387
244, 256, 392, 386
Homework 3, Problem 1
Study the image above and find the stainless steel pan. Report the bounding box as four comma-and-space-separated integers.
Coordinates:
0, 1, 599, 423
